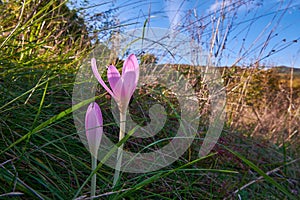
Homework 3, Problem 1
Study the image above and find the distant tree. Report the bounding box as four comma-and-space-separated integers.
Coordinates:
140, 53, 158, 64
69, 0, 119, 42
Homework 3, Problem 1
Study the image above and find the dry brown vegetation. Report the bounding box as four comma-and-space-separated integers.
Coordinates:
173, 64, 300, 152
223, 66, 300, 150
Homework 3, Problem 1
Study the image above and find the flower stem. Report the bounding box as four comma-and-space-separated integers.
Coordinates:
113, 111, 126, 187
91, 155, 97, 197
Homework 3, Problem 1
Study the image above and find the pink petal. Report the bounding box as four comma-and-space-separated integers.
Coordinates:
107, 65, 121, 92
122, 71, 137, 98
122, 54, 139, 85
114, 72, 136, 111
85, 102, 103, 157
91, 58, 115, 99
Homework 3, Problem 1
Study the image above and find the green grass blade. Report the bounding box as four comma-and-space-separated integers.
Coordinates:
0, 96, 99, 156
225, 147, 297, 200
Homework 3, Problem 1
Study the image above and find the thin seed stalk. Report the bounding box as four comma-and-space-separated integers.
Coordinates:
113, 111, 126, 187
91, 155, 97, 197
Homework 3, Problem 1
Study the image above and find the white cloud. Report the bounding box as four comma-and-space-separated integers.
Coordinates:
207, 0, 231, 13
164, 0, 186, 30
206, 0, 259, 14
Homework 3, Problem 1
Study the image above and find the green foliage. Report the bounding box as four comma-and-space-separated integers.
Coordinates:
0, 1, 96, 198
0, 0, 92, 74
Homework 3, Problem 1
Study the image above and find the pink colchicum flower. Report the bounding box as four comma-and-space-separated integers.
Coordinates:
85, 102, 103, 157
91, 54, 139, 113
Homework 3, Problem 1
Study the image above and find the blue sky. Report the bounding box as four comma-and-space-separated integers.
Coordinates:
86, 0, 300, 67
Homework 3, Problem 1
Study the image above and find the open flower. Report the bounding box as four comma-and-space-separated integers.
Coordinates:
91, 54, 139, 113
85, 102, 103, 157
